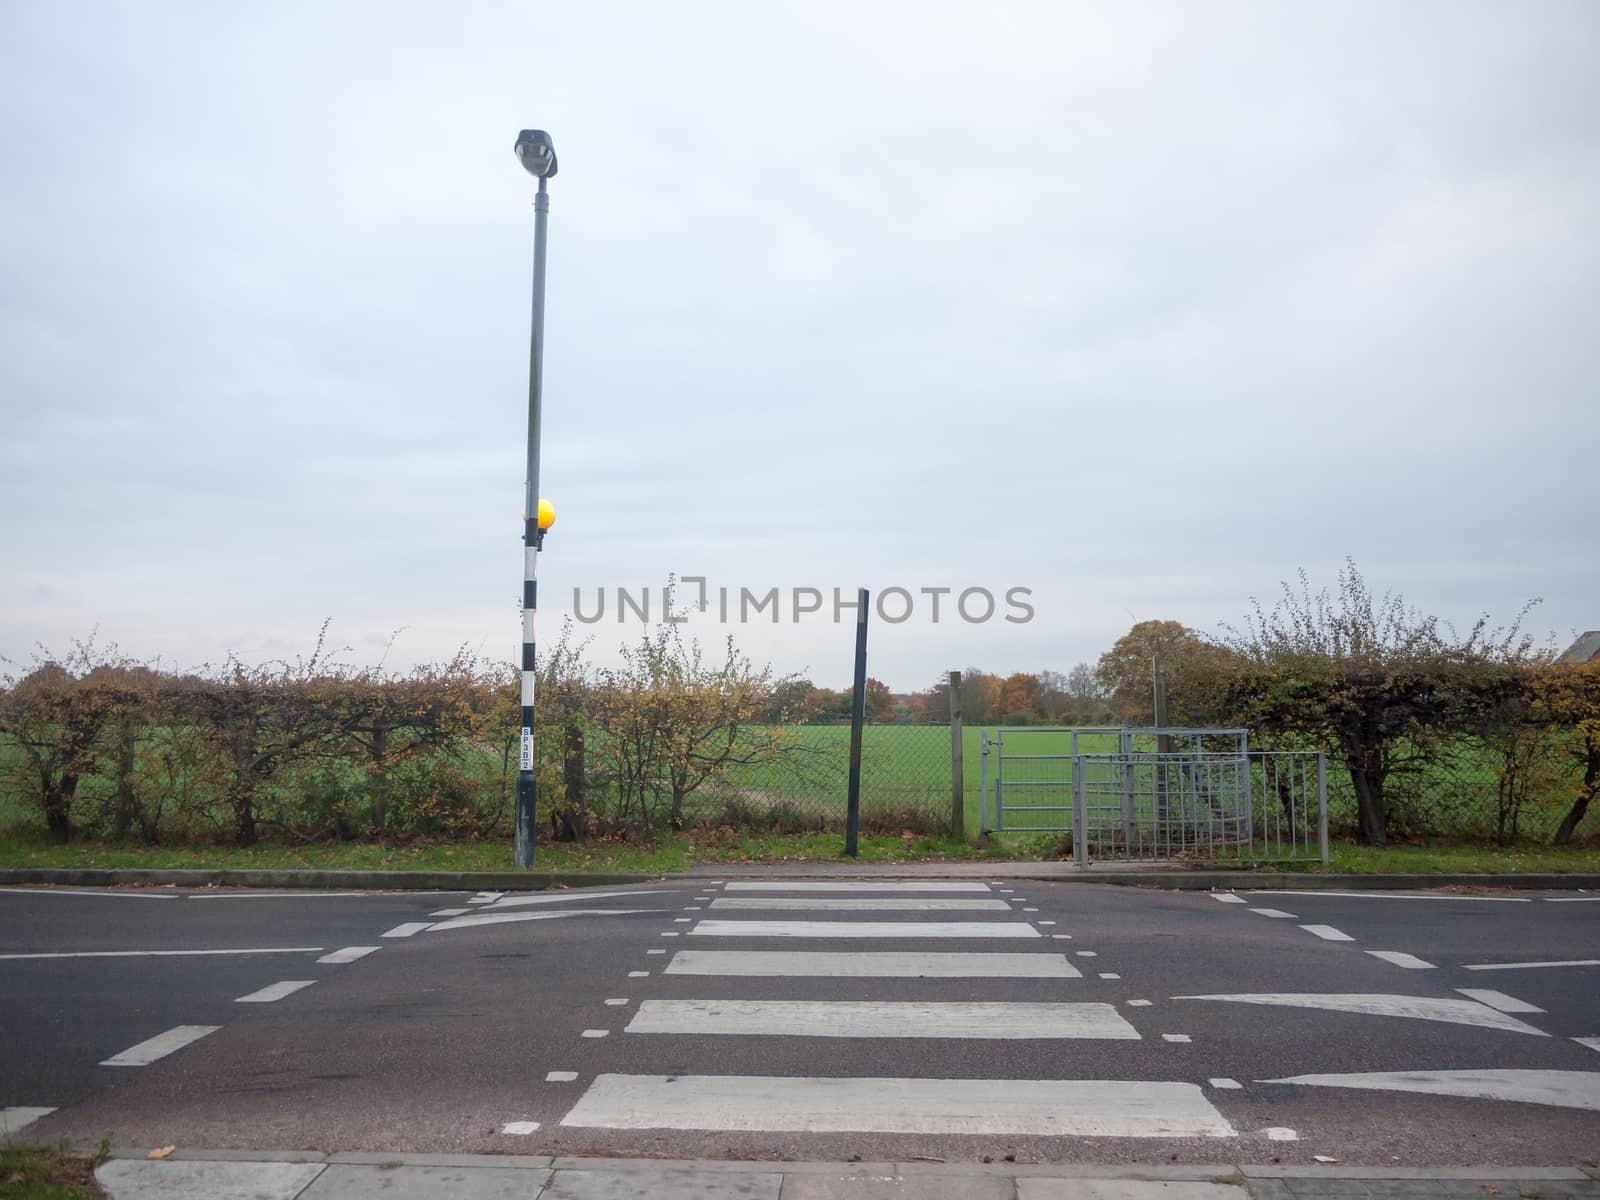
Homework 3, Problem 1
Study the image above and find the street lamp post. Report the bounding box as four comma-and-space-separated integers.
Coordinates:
514, 129, 558, 869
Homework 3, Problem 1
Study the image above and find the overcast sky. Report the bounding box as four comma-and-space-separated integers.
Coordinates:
3, 1, 1596, 691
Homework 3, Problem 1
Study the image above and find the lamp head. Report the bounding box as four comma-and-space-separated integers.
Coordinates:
514, 129, 558, 178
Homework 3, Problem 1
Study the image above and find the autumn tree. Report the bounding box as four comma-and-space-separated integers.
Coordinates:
1219, 560, 1535, 846
1096, 621, 1235, 726
0, 642, 150, 844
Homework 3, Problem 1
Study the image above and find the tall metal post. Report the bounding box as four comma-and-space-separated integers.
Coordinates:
514, 174, 551, 869
844, 588, 870, 858
948, 670, 965, 840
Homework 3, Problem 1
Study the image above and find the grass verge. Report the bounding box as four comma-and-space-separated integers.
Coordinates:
0, 1143, 108, 1200
0, 830, 1593, 877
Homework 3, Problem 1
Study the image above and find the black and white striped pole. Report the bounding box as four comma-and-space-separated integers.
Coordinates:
514, 129, 558, 869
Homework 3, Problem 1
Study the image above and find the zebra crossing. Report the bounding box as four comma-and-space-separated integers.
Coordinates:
551, 879, 1239, 1141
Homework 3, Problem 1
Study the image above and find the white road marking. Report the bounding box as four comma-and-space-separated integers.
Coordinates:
1209, 1078, 1241, 1089
1300, 924, 1353, 941
430, 908, 471, 917
428, 908, 657, 932
661, 932, 680, 938
663, 951, 1082, 978
0, 947, 322, 961
486, 889, 675, 910
1456, 988, 1544, 1014
1039, 920, 1056, 926
1100, 973, 1121, 980
1264, 1127, 1298, 1141
604, 998, 629, 1006
101, 1025, 220, 1066
647, 949, 666, 955
469, 892, 504, 904
708, 897, 1010, 911
502, 1121, 540, 1134
582, 1029, 609, 1038
1257, 891, 1531, 902
1076, 951, 1097, 957
1163, 1034, 1191, 1043
1176, 992, 1547, 1035
0, 1107, 56, 1135
674, 918, 691, 923
722, 882, 992, 893
1366, 951, 1435, 969
1252, 909, 1297, 919
562, 1074, 1235, 1137
1574, 1037, 1600, 1053
689, 921, 1039, 939
0, 888, 174, 899
1546, 897, 1600, 902
1211, 894, 1247, 904
1023, 907, 1039, 913
1052, 934, 1073, 940
235, 980, 315, 1003
625, 1000, 1140, 1040
684, 906, 701, 910
318, 946, 380, 965
1128, 999, 1152, 1007
628, 970, 649, 978
1464, 959, 1600, 971
546, 1071, 578, 1081
381, 922, 431, 938
1260, 1069, 1600, 1113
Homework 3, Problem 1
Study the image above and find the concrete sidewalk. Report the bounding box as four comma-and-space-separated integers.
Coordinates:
93, 1151, 1600, 1200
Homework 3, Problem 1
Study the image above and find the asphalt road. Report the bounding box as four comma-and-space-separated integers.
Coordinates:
2, 880, 1596, 1166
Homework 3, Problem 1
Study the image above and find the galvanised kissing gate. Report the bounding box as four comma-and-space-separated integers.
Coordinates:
979, 727, 1327, 865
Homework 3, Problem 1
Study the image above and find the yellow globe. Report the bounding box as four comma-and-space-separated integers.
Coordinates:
537, 498, 556, 530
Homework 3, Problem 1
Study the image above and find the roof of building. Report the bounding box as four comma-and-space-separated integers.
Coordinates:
1556, 631, 1600, 664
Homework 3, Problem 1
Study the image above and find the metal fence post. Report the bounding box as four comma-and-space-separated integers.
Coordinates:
980, 731, 991, 833
949, 670, 964, 840
1317, 752, 1329, 864
1072, 753, 1088, 867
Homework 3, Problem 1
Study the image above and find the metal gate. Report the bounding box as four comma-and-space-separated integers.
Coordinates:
979, 727, 1327, 864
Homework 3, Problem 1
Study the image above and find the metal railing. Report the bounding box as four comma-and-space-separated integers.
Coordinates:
980, 727, 1327, 864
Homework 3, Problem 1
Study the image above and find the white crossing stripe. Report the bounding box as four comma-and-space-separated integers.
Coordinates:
1175, 993, 1547, 1036
1260, 891, 1531, 903
1456, 988, 1544, 1014
1299, 924, 1353, 941
624, 1000, 1139, 1040
430, 908, 471, 917
690, 921, 1039, 939
1251, 909, 1297, 919
1574, 1037, 1600, 1053
723, 882, 992, 893
1366, 951, 1435, 969
381, 923, 431, 938
318, 946, 380, 965
100, 1025, 220, 1066
707, 897, 1010, 911
561, 1074, 1235, 1137
0, 1107, 56, 1135
1464, 959, 1600, 971
1211, 894, 1247, 904
502, 1121, 540, 1134
1208, 1078, 1242, 1090
235, 980, 315, 1003
665, 951, 1080, 978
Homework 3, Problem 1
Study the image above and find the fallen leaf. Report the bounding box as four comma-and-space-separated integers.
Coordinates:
147, 1146, 175, 1160
1312, 1155, 1338, 1164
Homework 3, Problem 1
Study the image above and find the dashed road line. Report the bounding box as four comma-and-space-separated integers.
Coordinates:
101, 1025, 220, 1066
1251, 908, 1296, 919
1210, 893, 1247, 904
1456, 988, 1544, 1014
0, 888, 174, 900
0, 947, 323, 960
1209, 1078, 1241, 1089
318, 946, 380, 965
381, 922, 431, 938
1464, 959, 1600, 971
581, 1029, 609, 1038
1300, 924, 1354, 941
546, 1071, 578, 1081
236, 980, 315, 1003
1366, 951, 1434, 969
